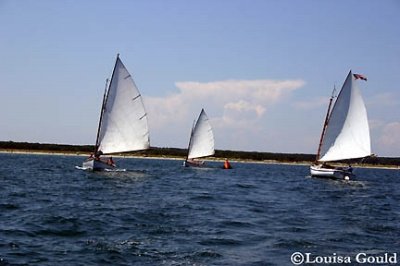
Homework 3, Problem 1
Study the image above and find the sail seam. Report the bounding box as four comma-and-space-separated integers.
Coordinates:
139, 113, 147, 120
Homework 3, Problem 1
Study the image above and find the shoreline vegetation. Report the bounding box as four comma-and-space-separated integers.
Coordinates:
0, 141, 398, 169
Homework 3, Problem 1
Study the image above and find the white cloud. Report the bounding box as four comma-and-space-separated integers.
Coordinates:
144, 79, 305, 149
224, 100, 265, 119
225, 100, 266, 117
174, 79, 304, 105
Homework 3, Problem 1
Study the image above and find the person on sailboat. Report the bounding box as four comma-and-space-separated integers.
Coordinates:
85, 153, 95, 163
107, 157, 115, 166
223, 158, 232, 169
95, 150, 103, 160
348, 164, 353, 172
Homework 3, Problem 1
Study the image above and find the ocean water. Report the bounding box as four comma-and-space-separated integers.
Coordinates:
0, 153, 399, 266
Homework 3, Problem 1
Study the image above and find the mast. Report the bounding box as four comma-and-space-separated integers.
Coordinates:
94, 78, 109, 155
185, 119, 196, 161
315, 87, 336, 162
94, 54, 120, 155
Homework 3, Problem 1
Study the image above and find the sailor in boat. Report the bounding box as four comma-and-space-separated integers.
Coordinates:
95, 150, 103, 161
85, 152, 99, 162
107, 156, 115, 167
86, 150, 115, 167
320, 162, 353, 172
223, 158, 232, 169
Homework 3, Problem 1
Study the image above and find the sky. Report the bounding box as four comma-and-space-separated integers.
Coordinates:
0, 0, 399, 157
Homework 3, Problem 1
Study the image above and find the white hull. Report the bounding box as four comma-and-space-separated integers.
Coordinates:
310, 164, 353, 180
82, 159, 115, 171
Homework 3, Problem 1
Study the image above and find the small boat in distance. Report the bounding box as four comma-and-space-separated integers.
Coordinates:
183, 109, 215, 167
82, 54, 150, 171
310, 71, 372, 180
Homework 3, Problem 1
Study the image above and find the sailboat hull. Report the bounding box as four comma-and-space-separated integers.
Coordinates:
310, 164, 353, 180
183, 159, 205, 168
82, 159, 115, 171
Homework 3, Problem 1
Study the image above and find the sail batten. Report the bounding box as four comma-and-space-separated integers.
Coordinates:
187, 109, 215, 160
318, 71, 371, 162
97, 56, 150, 155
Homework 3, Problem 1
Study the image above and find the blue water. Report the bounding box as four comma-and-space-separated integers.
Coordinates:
0, 153, 399, 265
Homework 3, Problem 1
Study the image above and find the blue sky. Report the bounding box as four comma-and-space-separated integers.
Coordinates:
0, 0, 399, 156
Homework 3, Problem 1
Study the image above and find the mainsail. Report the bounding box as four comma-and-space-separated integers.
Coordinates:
187, 109, 215, 160
318, 71, 371, 162
96, 55, 150, 154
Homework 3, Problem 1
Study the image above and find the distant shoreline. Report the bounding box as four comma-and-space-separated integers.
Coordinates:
1, 148, 398, 170
1, 140, 399, 169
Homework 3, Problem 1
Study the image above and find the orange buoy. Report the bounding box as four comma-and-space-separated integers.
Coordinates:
223, 159, 232, 169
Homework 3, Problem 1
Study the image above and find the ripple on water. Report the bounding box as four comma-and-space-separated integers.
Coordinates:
0, 155, 399, 265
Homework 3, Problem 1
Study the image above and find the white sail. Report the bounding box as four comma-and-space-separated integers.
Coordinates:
319, 71, 371, 162
187, 109, 215, 160
97, 56, 150, 154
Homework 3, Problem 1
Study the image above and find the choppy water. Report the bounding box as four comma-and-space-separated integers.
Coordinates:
0, 153, 399, 265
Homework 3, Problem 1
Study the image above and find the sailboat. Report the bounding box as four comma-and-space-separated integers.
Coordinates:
183, 109, 215, 167
82, 54, 150, 171
310, 71, 371, 180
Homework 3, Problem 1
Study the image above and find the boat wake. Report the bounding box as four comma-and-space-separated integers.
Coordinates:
340, 179, 368, 188
75, 166, 89, 171
306, 175, 368, 187
75, 166, 126, 172
104, 168, 127, 172
184, 165, 218, 171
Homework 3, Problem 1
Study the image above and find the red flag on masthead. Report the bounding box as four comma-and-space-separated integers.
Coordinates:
353, 73, 367, 81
